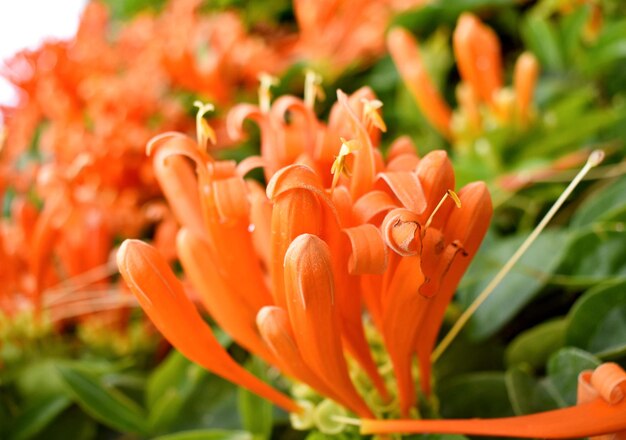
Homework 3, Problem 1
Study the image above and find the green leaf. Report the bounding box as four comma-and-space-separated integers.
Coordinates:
505, 319, 566, 369
558, 228, 626, 284
32, 406, 96, 440
238, 358, 273, 440
9, 395, 71, 440
437, 372, 515, 419
505, 367, 559, 415
458, 229, 567, 340
56, 363, 148, 435
14, 359, 66, 402
546, 347, 600, 407
566, 280, 626, 358
521, 15, 565, 71
153, 430, 252, 440
571, 176, 626, 228
147, 350, 208, 434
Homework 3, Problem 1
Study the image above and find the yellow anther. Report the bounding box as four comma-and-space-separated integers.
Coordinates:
258, 72, 279, 113
193, 100, 216, 151
361, 98, 387, 133
447, 189, 462, 208
330, 137, 361, 193
424, 189, 462, 231
304, 69, 325, 109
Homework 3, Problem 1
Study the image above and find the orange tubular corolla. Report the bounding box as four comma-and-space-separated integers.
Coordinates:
387, 28, 453, 138
117, 87, 495, 425
362, 363, 626, 439
117, 239, 299, 413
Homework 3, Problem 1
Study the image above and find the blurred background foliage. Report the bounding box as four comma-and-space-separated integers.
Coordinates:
1, 0, 626, 438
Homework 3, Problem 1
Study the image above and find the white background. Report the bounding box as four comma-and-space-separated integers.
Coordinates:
0, 0, 87, 107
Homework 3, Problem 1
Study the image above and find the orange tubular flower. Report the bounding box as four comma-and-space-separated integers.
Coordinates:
389, 14, 540, 141
387, 28, 453, 138
117, 84, 492, 425
362, 363, 626, 438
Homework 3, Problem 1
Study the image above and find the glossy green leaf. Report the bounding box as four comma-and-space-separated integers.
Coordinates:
237, 358, 273, 440
566, 280, 626, 358
546, 347, 600, 407
458, 229, 567, 341
505, 319, 566, 369
571, 176, 626, 228
56, 364, 148, 435
505, 367, 559, 415
147, 351, 207, 434
9, 395, 71, 440
146, 350, 239, 433
153, 429, 252, 440
437, 373, 514, 419
558, 228, 626, 284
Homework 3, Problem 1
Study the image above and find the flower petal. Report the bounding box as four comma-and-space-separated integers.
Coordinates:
283, 234, 373, 417
117, 239, 298, 413
177, 228, 276, 365
343, 224, 388, 275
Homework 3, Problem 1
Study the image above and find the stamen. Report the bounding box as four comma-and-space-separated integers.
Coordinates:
330, 415, 362, 426
330, 137, 361, 194
423, 189, 461, 231
193, 100, 216, 150
304, 69, 324, 109
432, 150, 605, 362
361, 98, 387, 133
258, 72, 279, 113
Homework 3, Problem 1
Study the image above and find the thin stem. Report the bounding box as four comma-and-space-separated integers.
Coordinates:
432, 150, 604, 362
331, 415, 362, 426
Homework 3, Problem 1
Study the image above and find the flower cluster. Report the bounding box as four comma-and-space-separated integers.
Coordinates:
118, 83, 492, 427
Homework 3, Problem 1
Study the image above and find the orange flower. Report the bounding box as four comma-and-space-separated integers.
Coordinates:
362, 362, 626, 438
117, 84, 492, 424
388, 14, 540, 139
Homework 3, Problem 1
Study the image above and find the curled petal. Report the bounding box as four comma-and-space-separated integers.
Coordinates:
226, 103, 265, 141
237, 156, 266, 177
592, 363, 626, 405
382, 208, 422, 257
208, 160, 237, 179
415, 150, 455, 223
578, 370, 598, 404
117, 240, 298, 413
375, 171, 427, 215
149, 133, 210, 238
343, 224, 387, 275
353, 190, 398, 225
